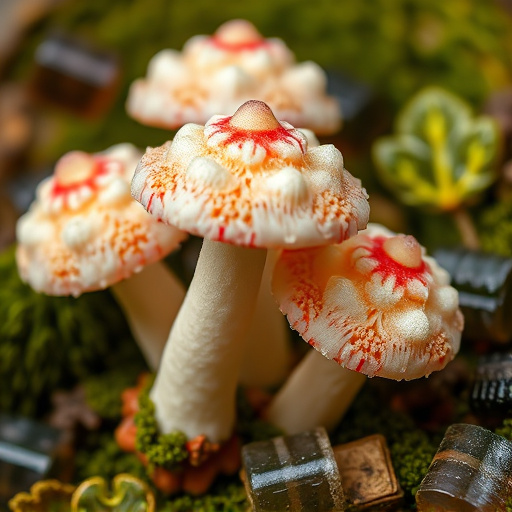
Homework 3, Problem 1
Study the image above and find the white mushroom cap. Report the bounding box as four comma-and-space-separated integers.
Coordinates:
16, 144, 187, 297
132, 100, 369, 249
126, 49, 220, 129
126, 20, 341, 134
272, 223, 464, 380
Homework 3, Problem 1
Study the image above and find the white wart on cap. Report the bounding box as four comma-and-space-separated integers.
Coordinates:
132, 100, 368, 249
16, 144, 187, 297
272, 223, 464, 380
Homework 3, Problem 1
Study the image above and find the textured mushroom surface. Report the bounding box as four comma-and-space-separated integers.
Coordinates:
126, 19, 341, 134
132, 100, 368, 249
272, 224, 464, 380
16, 144, 186, 297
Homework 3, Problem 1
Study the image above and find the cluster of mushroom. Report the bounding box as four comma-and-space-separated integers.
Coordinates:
131, 99, 370, 445
14, 18, 466, 497
125, 98, 463, 492
127, 19, 340, 135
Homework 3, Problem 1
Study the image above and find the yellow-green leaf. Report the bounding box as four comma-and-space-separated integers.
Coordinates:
372, 86, 500, 211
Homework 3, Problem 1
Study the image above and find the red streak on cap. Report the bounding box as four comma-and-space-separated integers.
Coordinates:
209, 101, 305, 156
50, 157, 111, 203
368, 236, 428, 288
210, 36, 268, 52
210, 19, 267, 52
355, 358, 365, 373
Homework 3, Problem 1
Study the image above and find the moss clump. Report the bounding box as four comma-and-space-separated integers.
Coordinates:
0, 245, 142, 417
495, 418, 512, 441
479, 200, 512, 257
161, 481, 248, 512
74, 432, 147, 483
134, 377, 189, 470
390, 431, 438, 497
83, 366, 145, 420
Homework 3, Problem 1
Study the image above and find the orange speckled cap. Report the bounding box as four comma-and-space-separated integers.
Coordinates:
16, 144, 187, 297
272, 223, 464, 380
131, 100, 369, 249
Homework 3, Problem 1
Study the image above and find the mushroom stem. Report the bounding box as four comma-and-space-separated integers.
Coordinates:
451, 207, 480, 250
265, 349, 366, 434
240, 250, 292, 387
111, 260, 186, 371
150, 239, 266, 442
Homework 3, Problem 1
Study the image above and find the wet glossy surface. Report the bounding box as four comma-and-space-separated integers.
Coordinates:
241, 427, 345, 511
416, 423, 512, 511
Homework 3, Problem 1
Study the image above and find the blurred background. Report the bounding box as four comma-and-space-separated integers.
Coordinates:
2, 0, 512, 251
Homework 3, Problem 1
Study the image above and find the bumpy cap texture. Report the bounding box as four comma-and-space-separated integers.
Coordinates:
131, 100, 369, 249
16, 144, 186, 296
272, 223, 464, 380
127, 20, 340, 134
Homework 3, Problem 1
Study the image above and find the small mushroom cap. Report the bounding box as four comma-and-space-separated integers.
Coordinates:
132, 100, 369, 249
272, 223, 464, 380
16, 144, 187, 297
126, 20, 341, 134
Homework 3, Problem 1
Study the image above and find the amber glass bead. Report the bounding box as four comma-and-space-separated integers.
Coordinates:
416, 423, 512, 511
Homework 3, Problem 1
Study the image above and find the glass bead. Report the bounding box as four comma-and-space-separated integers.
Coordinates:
416, 423, 512, 511
241, 427, 346, 511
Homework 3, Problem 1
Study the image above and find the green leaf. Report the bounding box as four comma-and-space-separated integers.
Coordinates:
372, 86, 499, 212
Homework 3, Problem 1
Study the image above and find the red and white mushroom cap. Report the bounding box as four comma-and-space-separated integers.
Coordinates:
126, 48, 240, 129
272, 224, 464, 380
16, 144, 187, 297
132, 100, 369, 249
183, 19, 294, 77
126, 20, 341, 134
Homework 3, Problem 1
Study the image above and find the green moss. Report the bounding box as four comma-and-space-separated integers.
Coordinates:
479, 200, 512, 257
390, 432, 438, 497
0, 246, 143, 417
495, 418, 512, 441
74, 431, 147, 482
160, 481, 248, 512
83, 366, 144, 420
135, 376, 189, 470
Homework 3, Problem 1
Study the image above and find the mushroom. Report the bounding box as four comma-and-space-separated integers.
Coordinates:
239, 128, 322, 387
131, 99, 369, 443
266, 223, 464, 434
15, 144, 187, 370
126, 19, 340, 134
128, 20, 339, 387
